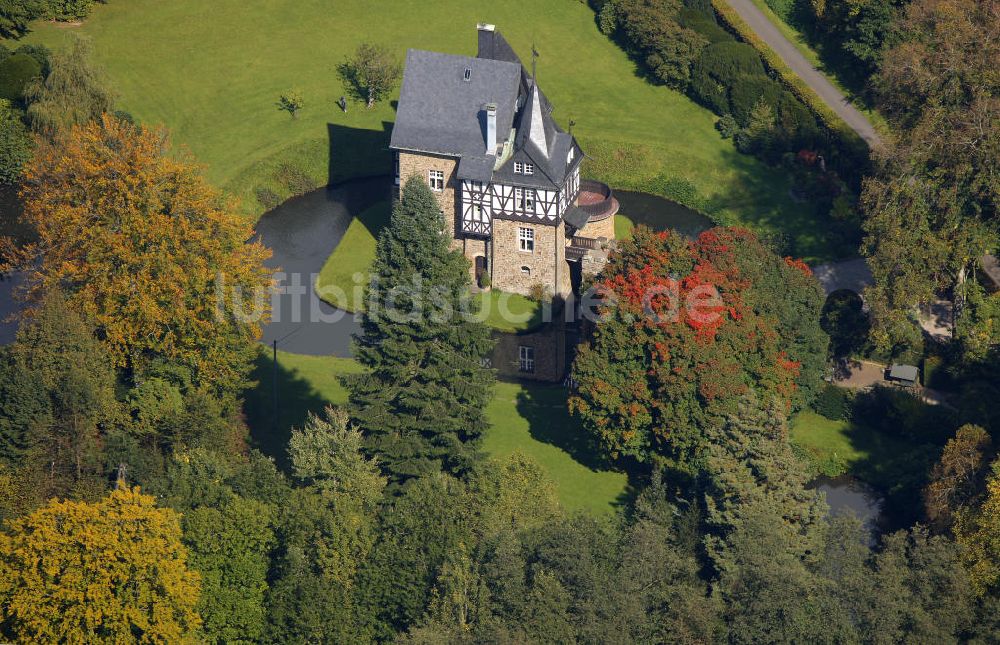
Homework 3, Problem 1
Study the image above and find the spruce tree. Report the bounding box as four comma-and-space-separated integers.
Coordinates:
346, 176, 494, 489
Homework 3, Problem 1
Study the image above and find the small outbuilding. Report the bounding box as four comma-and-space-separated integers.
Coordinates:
887, 364, 920, 388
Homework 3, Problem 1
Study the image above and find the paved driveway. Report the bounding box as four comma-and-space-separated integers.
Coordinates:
255, 177, 386, 357
720, 0, 882, 147
812, 257, 873, 295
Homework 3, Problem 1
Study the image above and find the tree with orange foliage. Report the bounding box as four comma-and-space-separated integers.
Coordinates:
0, 486, 202, 643
11, 115, 271, 396
569, 226, 825, 472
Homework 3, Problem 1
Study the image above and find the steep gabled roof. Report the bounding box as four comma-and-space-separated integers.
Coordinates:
389, 49, 520, 158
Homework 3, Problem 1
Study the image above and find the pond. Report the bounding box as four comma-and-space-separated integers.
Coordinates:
813, 474, 886, 542
615, 190, 714, 238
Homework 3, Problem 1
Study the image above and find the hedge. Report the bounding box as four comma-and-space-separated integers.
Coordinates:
710, 0, 869, 160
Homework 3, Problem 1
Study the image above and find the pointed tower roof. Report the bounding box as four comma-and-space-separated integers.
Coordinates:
525, 83, 549, 159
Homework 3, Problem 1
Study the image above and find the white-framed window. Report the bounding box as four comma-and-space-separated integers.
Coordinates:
428, 170, 445, 191
518, 226, 534, 252
519, 345, 535, 373
524, 163, 534, 175
520, 265, 531, 275
474, 204, 484, 220
513, 161, 524, 174
515, 187, 534, 211
567, 147, 574, 164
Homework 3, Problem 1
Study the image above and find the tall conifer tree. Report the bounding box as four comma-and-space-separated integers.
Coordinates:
346, 177, 494, 488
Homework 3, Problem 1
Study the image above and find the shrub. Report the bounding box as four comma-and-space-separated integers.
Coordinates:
14, 44, 51, 77
274, 163, 314, 196
689, 41, 765, 114
682, 0, 716, 17
255, 186, 281, 211
0, 44, 10, 65
616, 0, 709, 88
727, 74, 786, 126
0, 100, 32, 183
813, 383, 852, 420
0, 53, 41, 101
478, 270, 491, 290
598, 0, 619, 34
678, 8, 732, 43
716, 113, 740, 138
44, 0, 96, 21
112, 109, 135, 125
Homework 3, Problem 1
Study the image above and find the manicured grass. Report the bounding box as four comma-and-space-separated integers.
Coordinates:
11, 0, 845, 258
245, 348, 629, 516
614, 213, 635, 240
315, 200, 391, 312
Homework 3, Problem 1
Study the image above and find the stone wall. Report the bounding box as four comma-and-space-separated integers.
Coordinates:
576, 214, 615, 241
490, 218, 571, 297
398, 151, 459, 240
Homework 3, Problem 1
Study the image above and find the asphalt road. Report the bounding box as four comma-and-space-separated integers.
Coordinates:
721, 0, 882, 147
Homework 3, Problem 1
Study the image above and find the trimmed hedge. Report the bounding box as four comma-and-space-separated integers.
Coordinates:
689, 41, 765, 113
710, 0, 869, 160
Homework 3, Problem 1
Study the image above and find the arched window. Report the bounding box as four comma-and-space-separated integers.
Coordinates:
520, 266, 531, 276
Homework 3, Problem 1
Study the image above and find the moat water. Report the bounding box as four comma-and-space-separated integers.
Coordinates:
812, 474, 886, 543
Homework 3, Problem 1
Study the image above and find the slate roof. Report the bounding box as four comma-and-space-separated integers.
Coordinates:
391, 27, 583, 191
889, 364, 920, 384
389, 49, 521, 158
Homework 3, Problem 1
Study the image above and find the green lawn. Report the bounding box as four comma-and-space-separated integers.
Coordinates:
315, 200, 391, 312
790, 410, 938, 522
12, 0, 842, 258
614, 213, 635, 240
471, 291, 544, 333
245, 348, 628, 517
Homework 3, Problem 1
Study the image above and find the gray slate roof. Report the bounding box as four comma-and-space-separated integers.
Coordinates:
889, 364, 920, 384
389, 49, 520, 158
391, 28, 584, 192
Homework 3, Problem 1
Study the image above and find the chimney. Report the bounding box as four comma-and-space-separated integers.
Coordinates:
485, 103, 497, 155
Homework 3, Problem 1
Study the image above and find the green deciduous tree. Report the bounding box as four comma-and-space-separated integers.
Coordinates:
0, 487, 202, 643
923, 423, 992, 531
182, 495, 276, 644
616, 0, 709, 88
23, 35, 113, 139
0, 99, 32, 183
346, 176, 494, 489
341, 42, 401, 108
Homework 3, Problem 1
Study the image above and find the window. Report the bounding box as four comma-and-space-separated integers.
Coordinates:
515, 187, 535, 212
463, 67, 472, 81
518, 227, 534, 252
523, 163, 534, 175
428, 170, 445, 191
520, 266, 531, 275
567, 147, 574, 163
513, 161, 524, 174
519, 346, 535, 373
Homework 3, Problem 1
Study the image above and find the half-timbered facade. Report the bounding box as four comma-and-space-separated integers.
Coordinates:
390, 23, 609, 298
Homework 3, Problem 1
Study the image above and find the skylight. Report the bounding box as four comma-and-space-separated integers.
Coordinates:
463, 67, 472, 82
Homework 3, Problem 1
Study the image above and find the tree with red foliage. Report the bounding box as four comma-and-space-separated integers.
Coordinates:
569, 226, 826, 472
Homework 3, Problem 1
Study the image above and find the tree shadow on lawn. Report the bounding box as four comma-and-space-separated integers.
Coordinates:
326, 121, 394, 187
243, 350, 333, 473
513, 381, 638, 511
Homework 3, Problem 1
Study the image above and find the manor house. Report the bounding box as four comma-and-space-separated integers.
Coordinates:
390, 23, 618, 297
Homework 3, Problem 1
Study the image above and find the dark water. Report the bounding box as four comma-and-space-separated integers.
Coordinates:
255, 178, 386, 357
615, 190, 714, 238
813, 474, 885, 540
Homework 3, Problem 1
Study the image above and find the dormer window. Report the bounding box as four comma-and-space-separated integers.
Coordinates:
567, 148, 574, 163
463, 67, 472, 81
524, 163, 534, 175
514, 161, 524, 174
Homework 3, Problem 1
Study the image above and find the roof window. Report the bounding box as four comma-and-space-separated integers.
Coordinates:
463, 67, 472, 82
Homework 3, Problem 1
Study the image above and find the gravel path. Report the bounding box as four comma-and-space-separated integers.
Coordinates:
720, 0, 882, 147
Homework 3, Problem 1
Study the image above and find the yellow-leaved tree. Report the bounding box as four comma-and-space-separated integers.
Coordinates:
955, 459, 1000, 595
0, 486, 202, 642
14, 114, 271, 395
